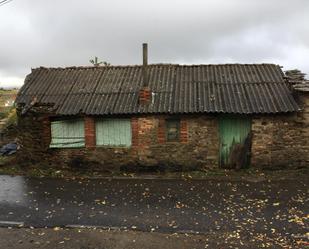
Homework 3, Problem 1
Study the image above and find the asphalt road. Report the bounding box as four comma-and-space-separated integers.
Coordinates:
0, 175, 308, 240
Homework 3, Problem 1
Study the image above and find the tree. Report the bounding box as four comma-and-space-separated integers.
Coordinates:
89, 57, 110, 67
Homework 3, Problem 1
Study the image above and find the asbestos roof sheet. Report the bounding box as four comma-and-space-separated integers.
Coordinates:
16, 64, 300, 115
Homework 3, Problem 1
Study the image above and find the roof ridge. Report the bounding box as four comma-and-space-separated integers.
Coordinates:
32, 63, 281, 71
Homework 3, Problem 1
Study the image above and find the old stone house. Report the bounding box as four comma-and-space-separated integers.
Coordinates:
15, 47, 309, 171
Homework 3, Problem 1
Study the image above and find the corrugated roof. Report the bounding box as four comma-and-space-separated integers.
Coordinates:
16, 64, 300, 115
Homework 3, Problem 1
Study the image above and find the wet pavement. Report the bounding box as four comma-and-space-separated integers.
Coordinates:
0, 175, 308, 238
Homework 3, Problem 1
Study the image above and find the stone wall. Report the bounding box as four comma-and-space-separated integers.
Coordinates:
16, 111, 219, 172
15, 110, 51, 166
132, 115, 219, 171
251, 92, 309, 169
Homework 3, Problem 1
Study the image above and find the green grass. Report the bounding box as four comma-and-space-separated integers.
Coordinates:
0, 89, 18, 94
0, 89, 17, 121
0, 107, 17, 131
5, 108, 17, 126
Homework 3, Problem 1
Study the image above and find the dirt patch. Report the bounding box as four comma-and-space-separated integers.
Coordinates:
0, 157, 308, 182
0, 228, 306, 249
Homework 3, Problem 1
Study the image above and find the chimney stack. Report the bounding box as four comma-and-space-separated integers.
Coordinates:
139, 43, 151, 104
142, 43, 148, 87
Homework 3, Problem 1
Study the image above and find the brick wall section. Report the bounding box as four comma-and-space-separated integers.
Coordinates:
139, 87, 152, 104
85, 116, 95, 148
42, 115, 51, 148
131, 117, 138, 148
137, 117, 155, 160
157, 117, 165, 143
180, 119, 188, 143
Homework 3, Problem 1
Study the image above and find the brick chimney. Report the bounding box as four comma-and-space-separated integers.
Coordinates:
139, 43, 151, 104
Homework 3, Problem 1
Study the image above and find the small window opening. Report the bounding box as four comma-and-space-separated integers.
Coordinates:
165, 119, 180, 142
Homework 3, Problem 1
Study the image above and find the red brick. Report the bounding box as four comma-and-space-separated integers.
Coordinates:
42, 115, 51, 148
139, 87, 152, 104
131, 117, 139, 147
158, 118, 165, 143
180, 119, 188, 143
85, 116, 95, 148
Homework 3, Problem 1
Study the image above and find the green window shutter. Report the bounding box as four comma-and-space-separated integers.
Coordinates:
50, 119, 85, 148
96, 119, 132, 147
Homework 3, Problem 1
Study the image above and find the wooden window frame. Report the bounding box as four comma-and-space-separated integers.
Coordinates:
165, 118, 180, 142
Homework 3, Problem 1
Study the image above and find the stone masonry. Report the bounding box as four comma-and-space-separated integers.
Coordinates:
16, 110, 219, 172
251, 91, 309, 169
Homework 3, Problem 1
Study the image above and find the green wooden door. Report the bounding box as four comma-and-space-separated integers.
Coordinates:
219, 116, 252, 169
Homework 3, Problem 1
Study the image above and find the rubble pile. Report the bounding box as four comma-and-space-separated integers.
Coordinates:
285, 69, 309, 92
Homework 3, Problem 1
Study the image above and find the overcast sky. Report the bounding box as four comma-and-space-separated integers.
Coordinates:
0, 0, 308, 88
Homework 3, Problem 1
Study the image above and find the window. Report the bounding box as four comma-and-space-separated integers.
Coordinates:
166, 119, 180, 142
50, 119, 85, 148
96, 119, 132, 147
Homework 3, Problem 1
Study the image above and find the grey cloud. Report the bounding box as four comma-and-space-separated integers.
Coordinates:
0, 0, 309, 87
